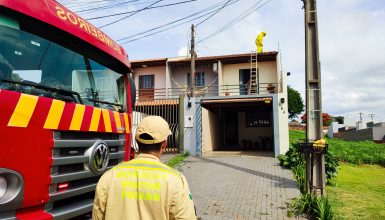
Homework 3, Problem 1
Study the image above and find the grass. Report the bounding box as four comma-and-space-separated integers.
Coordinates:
165, 152, 189, 168
287, 130, 385, 219
289, 130, 385, 166
327, 163, 385, 219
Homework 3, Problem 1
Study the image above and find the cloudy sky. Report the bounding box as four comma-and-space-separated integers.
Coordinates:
60, 0, 385, 123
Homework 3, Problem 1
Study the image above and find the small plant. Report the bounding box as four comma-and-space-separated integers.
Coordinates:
289, 193, 333, 220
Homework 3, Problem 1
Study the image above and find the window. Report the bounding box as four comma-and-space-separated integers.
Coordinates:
139, 75, 154, 89
0, 24, 125, 110
187, 72, 205, 87
138, 74, 154, 100
245, 111, 271, 127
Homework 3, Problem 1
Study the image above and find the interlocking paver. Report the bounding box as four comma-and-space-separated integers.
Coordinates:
177, 153, 305, 219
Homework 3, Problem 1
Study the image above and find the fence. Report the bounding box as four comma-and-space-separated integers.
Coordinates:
136, 83, 279, 100
132, 98, 180, 154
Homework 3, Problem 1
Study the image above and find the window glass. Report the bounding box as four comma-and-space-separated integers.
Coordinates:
0, 24, 125, 110
186, 72, 205, 87
139, 75, 154, 89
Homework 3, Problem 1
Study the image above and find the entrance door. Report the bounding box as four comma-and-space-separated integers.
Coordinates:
239, 69, 250, 95
224, 111, 238, 146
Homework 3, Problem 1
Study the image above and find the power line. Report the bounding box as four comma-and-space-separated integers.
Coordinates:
196, 0, 231, 26
98, 0, 164, 29
117, 0, 240, 43
197, 0, 272, 44
85, 0, 197, 20
73, 0, 140, 13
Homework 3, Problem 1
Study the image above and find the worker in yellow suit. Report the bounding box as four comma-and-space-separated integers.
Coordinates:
255, 31, 266, 53
92, 116, 196, 220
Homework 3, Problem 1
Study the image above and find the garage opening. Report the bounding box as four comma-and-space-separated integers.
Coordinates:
201, 98, 274, 155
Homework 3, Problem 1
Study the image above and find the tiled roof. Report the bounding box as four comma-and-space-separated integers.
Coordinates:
130, 58, 167, 68
130, 51, 278, 68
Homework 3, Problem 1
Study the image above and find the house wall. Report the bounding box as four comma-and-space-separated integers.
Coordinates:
221, 61, 278, 95
336, 128, 373, 141
373, 127, 385, 140
202, 108, 222, 153
275, 93, 289, 156
134, 66, 166, 99
169, 63, 219, 96
237, 112, 273, 148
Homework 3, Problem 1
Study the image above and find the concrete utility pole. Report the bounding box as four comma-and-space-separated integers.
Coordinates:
369, 113, 375, 122
358, 112, 364, 122
190, 24, 196, 97
303, 0, 325, 196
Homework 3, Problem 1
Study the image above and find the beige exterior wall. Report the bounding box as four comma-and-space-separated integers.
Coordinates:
202, 108, 222, 153
134, 66, 166, 98
221, 61, 278, 95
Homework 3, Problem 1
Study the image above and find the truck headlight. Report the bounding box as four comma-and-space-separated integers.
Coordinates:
0, 169, 23, 212
0, 175, 7, 198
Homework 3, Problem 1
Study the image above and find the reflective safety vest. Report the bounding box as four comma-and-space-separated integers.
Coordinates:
92, 153, 196, 220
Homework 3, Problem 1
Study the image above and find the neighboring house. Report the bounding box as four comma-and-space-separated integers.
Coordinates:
329, 121, 385, 142
131, 52, 289, 157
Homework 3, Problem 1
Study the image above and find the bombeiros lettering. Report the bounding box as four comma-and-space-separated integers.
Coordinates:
55, 5, 122, 55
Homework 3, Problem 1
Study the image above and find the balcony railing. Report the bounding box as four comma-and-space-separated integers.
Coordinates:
136, 83, 278, 100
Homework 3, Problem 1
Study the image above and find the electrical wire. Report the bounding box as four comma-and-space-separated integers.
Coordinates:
196, 0, 231, 27
85, 0, 197, 20
98, 0, 164, 28
197, 0, 272, 44
73, 0, 140, 13
117, 0, 240, 43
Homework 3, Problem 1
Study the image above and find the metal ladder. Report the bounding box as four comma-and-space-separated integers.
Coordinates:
248, 51, 258, 95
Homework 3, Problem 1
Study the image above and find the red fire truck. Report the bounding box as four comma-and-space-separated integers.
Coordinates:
0, 0, 135, 219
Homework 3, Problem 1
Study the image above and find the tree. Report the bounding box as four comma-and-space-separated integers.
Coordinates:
301, 112, 333, 126
333, 116, 344, 124
287, 86, 304, 119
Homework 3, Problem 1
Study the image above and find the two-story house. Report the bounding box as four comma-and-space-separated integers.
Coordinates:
131, 52, 289, 157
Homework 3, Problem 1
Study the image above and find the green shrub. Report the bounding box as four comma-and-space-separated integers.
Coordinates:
288, 130, 385, 166
278, 131, 339, 183
327, 138, 385, 166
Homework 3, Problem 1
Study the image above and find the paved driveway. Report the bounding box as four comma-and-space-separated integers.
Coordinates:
177, 152, 302, 220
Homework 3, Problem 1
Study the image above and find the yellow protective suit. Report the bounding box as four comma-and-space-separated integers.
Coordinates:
255, 32, 266, 53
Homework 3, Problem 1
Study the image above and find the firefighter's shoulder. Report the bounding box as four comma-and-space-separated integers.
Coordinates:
112, 159, 181, 179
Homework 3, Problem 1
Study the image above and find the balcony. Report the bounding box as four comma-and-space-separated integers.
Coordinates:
136, 83, 279, 100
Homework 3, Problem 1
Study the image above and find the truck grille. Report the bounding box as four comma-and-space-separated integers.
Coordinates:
46, 131, 126, 220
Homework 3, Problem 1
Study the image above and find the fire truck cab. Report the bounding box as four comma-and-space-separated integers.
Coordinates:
0, 0, 134, 219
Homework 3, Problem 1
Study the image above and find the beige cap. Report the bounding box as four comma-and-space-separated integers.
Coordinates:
135, 116, 170, 144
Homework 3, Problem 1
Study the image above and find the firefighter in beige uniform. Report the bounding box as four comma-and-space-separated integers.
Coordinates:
92, 116, 196, 220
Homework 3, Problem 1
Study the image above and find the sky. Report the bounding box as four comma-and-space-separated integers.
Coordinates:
59, 0, 385, 123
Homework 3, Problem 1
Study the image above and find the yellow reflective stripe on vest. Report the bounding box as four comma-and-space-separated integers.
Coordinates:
128, 160, 178, 173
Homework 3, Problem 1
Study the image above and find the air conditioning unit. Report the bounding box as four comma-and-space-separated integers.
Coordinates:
213, 63, 218, 72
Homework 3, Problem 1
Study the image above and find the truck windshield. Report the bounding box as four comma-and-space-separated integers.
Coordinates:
0, 23, 126, 111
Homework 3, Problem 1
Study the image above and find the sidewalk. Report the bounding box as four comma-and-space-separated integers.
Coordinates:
178, 154, 303, 220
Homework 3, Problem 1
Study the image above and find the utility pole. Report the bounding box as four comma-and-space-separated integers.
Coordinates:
358, 112, 363, 122
368, 113, 375, 122
190, 24, 196, 97
303, 0, 325, 196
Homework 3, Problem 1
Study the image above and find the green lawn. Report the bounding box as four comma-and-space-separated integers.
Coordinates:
327, 163, 385, 220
